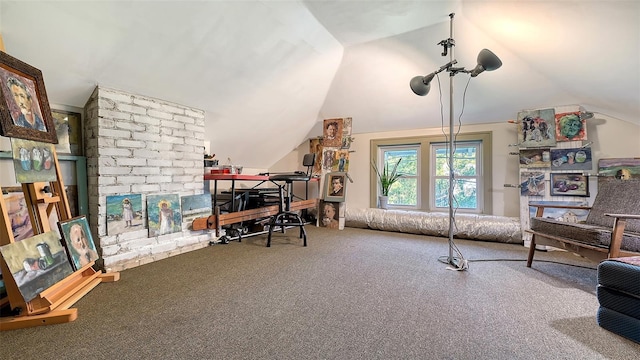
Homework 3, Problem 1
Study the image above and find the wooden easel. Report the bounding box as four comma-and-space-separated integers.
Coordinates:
0, 38, 118, 330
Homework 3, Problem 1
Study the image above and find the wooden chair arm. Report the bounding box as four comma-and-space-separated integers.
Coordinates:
605, 213, 640, 220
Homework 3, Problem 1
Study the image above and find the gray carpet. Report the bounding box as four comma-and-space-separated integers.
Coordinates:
2, 226, 639, 359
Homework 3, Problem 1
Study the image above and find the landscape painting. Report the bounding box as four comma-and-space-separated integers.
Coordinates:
180, 194, 212, 226
106, 194, 143, 235
147, 194, 182, 237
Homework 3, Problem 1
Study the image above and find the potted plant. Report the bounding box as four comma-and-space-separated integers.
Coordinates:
372, 158, 402, 209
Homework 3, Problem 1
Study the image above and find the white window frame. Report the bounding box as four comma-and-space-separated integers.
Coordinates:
378, 145, 420, 209
429, 140, 483, 213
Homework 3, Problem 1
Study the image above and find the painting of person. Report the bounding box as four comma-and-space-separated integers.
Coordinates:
158, 200, 174, 235
122, 198, 134, 227
5, 76, 46, 131
310, 137, 323, 176
322, 118, 343, 147
336, 151, 348, 172
68, 222, 100, 268
328, 175, 344, 197
320, 201, 339, 229
556, 112, 586, 141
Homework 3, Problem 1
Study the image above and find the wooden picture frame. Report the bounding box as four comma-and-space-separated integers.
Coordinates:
323, 172, 347, 202
0, 51, 57, 143
550, 173, 590, 197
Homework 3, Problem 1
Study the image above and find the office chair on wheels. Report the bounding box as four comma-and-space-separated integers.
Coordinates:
266, 153, 316, 247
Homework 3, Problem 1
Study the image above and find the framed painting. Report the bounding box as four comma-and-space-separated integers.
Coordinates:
598, 158, 640, 182
323, 118, 343, 148
309, 137, 323, 176
519, 148, 550, 169
147, 194, 182, 237
318, 200, 339, 229
106, 194, 143, 235
11, 138, 57, 183
0, 51, 57, 143
323, 172, 347, 202
555, 111, 587, 142
517, 108, 556, 148
550, 148, 592, 171
52, 109, 82, 155
0, 231, 74, 302
58, 215, 100, 270
520, 171, 545, 196
550, 173, 590, 197
333, 150, 350, 172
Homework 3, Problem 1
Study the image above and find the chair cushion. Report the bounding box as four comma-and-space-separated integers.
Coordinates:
586, 179, 640, 232
530, 217, 640, 252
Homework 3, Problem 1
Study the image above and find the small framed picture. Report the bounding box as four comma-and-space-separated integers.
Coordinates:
323, 172, 347, 202
0, 51, 57, 143
58, 216, 100, 270
550, 173, 590, 197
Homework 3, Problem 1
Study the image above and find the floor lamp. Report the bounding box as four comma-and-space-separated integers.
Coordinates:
410, 13, 502, 270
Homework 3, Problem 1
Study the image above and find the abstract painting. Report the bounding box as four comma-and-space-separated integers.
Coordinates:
517, 108, 556, 148
3, 191, 34, 241
555, 111, 587, 142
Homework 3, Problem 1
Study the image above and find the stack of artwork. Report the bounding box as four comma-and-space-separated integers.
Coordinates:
106, 192, 211, 237
311, 117, 353, 230
517, 108, 591, 197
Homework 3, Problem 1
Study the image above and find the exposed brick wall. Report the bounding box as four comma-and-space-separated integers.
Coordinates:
84, 86, 215, 272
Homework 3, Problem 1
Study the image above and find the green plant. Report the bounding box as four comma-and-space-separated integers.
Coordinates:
372, 158, 403, 196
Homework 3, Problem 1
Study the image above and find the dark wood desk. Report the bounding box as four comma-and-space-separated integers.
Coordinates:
204, 174, 270, 210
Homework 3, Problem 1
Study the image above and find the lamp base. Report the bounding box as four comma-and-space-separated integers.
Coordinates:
438, 255, 468, 271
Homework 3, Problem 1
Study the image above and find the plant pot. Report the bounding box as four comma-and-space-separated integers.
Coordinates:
378, 195, 389, 209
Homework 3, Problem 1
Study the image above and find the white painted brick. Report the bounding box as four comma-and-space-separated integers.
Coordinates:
100, 110, 132, 121
133, 98, 162, 109
117, 158, 147, 166
132, 114, 161, 126
172, 175, 196, 183
132, 132, 161, 142
161, 119, 184, 129
117, 103, 147, 115
101, 129, 131, 139
185, 109, 205, 118
133, 149, 161, 159
174, 114, 195, 124
99, 148, 132, 157
115, 121, 146, 132
159, 135, 183, 144
173, 129, 196, 138
97, 176, 116, 186
147, 142, 173, 152
185, 123, 202, 132
161, 182, 189, 192
147, 159, 168, 167
173, 144, 196, 153
99, 185, 132, 194
150, 241, 178, 254
116, 139, 146, 148
100, 89, 133, 103
97, 137, 115, 147
159, 103, 185, 114
161, 167, 185, 176
148, 109, 173, 120
131, 184, 161, 193
101, 244, 121, 257
145, 175, 173, 183
116, 175, 146, 184
100, 167, 132, 175
97, 118, 116, 128
132, 167, 161, 175
98, 98, 117, 110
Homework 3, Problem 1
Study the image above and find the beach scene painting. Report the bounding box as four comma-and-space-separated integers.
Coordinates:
106, 194, 143, 235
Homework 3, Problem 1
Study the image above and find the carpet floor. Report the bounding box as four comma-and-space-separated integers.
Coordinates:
2, 226, 639, 359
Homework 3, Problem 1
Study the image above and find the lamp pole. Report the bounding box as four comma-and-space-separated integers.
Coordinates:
447, 13, 456, 267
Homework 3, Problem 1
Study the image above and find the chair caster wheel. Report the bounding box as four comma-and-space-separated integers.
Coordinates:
219, 236, 229, 244
208, 240, 216, 246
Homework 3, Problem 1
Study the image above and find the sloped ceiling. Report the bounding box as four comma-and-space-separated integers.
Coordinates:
1, 1, 638, 168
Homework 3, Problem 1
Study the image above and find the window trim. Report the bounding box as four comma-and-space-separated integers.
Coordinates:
370, 132, 492, 214
377, 144, 420, 209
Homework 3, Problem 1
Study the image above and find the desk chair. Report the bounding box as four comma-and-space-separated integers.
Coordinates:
267, 153, 316, 247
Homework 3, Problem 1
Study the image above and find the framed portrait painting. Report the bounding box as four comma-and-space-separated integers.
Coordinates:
58, 215, 100, 271
0, 51, 57, 143
323, 118, 343, 148
323, 172, 347, 202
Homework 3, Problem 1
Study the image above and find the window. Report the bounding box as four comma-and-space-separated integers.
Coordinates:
370, 132, 492, 214
430, 141, 482, 212
378, 146, 419, 208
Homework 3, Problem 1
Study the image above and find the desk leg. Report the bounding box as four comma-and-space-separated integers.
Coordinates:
213, 180, 218, 208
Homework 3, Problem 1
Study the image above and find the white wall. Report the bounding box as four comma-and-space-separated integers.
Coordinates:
276, 113, 640, 218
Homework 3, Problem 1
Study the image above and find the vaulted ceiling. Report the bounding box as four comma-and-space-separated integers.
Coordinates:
1, 1, 638, 168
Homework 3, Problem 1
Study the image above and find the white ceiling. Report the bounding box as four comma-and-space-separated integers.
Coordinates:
1, 1, 638, 168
